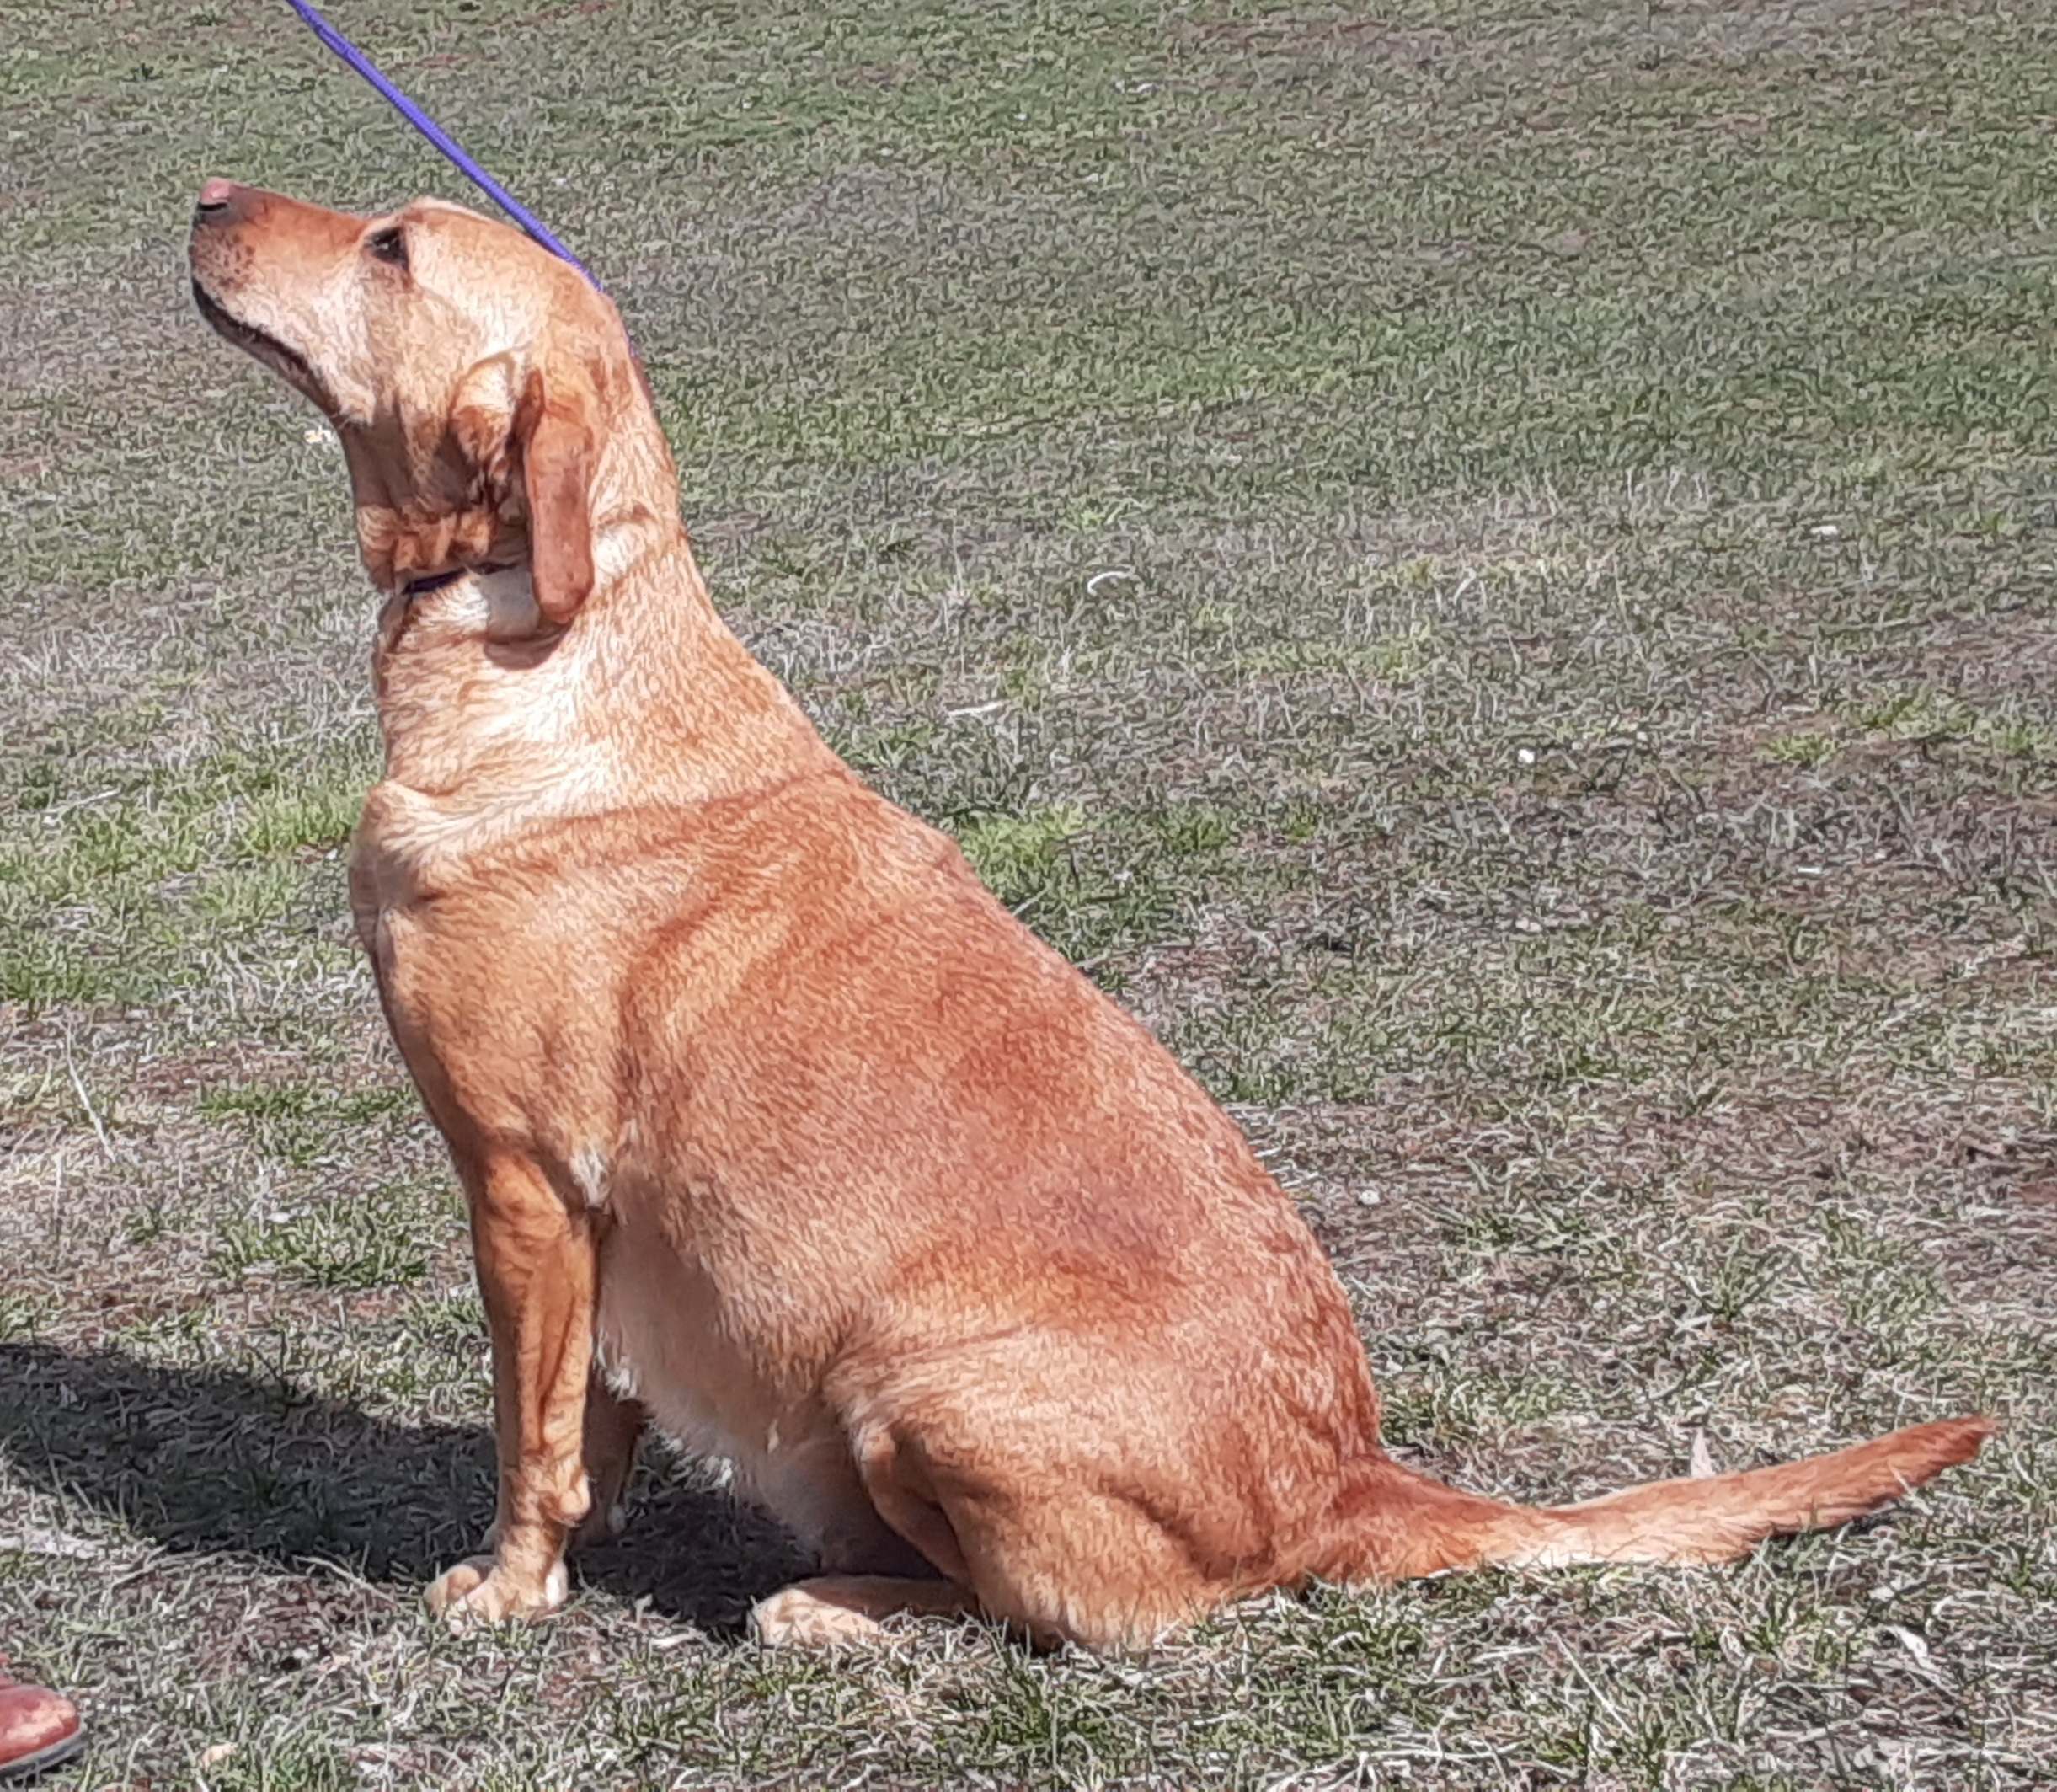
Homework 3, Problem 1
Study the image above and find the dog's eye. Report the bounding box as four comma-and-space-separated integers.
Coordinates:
366, 226, 408, 269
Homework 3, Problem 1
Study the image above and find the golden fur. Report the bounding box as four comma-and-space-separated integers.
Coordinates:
189, 180, 1992, 1650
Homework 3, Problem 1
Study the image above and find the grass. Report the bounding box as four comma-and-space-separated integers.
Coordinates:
2, 0, 2054, 1784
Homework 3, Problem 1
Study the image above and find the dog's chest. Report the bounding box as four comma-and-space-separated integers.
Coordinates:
348, 834, 418, 1016
348, 841, 451, 1058
347, 820, 584, 1134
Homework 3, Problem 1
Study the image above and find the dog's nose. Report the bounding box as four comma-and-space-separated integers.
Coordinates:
194, 178, 248, 223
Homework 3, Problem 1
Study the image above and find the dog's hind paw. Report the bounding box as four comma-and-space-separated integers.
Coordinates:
749, 1583, 888, 1649
425, 1554, 569, 1625
749, 1575, 981, 1649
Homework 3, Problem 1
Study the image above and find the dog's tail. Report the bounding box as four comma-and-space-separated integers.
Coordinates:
1323, 1415, 1994, 1582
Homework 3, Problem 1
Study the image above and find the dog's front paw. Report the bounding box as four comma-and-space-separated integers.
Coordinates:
425, 1554, 569, 1625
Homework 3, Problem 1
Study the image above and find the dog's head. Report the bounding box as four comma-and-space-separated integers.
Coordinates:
189, 179, 657, 630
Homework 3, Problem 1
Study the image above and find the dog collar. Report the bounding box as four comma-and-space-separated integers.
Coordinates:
400, 562, 511, 599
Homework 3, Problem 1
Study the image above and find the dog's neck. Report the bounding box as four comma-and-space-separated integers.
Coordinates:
368, 527, 835, 825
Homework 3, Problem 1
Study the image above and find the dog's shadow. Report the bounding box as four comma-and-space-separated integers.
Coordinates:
0, 1342, 805, 1633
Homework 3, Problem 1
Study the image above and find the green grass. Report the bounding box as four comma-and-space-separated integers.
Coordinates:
2, 0, 2054, 1785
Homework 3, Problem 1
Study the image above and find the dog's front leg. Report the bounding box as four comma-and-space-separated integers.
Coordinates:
427, 1152, 596, 1624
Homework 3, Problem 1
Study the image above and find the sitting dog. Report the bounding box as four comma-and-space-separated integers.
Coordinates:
189, 180, 1990, 1649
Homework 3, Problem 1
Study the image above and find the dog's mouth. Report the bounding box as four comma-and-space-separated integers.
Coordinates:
190, 279, 325, 399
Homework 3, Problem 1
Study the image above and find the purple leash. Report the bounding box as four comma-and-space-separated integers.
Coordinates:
281, 0, 606, 293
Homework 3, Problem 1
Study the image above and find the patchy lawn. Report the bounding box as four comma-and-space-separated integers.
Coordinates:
3, 0, 2052, 1785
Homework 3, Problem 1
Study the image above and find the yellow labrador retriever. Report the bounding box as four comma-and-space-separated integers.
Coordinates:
188, 180, 1990, 1649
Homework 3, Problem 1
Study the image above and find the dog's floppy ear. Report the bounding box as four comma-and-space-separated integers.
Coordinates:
449, 353, 522, 499
511, 358, 600, 627
446, 350, 601, 628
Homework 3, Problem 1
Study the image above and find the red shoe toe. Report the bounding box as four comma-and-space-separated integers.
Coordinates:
0, 1681, 84, 1782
